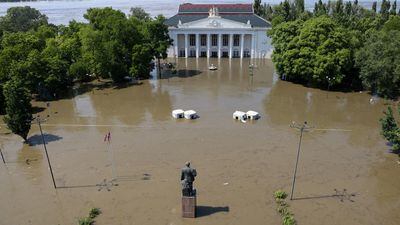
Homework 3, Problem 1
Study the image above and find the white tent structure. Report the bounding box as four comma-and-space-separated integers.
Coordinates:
184, 110, 198, 119
172, 109, 185, 119
246, 111, 260, 120
233, 111, 247, 121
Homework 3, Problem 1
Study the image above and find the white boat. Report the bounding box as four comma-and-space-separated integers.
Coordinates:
209, 64, 217, 70
233, 111, 247, 121
246, 111, 260, 120
172, 109, 184, 119
184, 110, 198, 119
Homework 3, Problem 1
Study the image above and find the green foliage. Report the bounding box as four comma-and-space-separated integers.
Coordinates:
274, 190, 288, 200
0, 6, 48, 35
274, 190, 296, 225
78, 207, 101, 225
78, 217, 93, 225
283, 213, 296, 225
0, 84, 4, 114
89, 208, 101, 219
129, 7, 151, 21
270, 16, 354, 87
130, 44, 154, 79
380, 106, 400, 152
254, 0, 263, 16
3, 78, 32, 141
355, 30, 400, 98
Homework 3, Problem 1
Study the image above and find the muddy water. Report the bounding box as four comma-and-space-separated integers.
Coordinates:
0, 58, 399, 225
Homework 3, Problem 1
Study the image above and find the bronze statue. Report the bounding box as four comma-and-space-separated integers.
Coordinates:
181, 161, 197, 196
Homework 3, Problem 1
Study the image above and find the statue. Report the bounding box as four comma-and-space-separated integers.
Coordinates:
181, 161, 197, 197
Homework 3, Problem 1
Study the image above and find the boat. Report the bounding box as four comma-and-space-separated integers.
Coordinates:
208, 64, 218, 70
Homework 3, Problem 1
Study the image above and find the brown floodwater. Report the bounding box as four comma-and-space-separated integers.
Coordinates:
0, 58, 399, 225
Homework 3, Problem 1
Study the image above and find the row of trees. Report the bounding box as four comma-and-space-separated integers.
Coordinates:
0, 6, 172, 141
256, 0, 400, 99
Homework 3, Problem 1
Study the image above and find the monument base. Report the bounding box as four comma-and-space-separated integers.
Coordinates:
182, 195, 196, 218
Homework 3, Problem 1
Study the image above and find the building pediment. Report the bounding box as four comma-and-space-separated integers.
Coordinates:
178, 16, 251, 29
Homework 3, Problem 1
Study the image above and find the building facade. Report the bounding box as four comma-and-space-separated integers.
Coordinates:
165, 3, 272, 59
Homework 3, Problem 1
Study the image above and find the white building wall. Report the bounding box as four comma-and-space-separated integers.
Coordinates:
166, 28, 272, 59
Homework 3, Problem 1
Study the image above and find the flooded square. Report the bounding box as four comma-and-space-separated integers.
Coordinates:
0, 58, 399, 225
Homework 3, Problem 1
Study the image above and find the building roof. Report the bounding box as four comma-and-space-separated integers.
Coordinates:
179, 3, 253, 14
165, 3, 271, 28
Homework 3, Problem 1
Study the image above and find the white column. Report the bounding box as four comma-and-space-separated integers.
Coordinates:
207, 34, 211, 58
174, 33, 178, 58
229, 34, 233, 59
196, 33, 200, 58
184, 33, 188, 58
218, 33, 222, 58
240, 33, 244, 58
251, 33, 255, 58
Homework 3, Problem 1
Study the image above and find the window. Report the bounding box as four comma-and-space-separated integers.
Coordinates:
223, 34, 229, 46
189, 49, 196, 57
189, 34, 196, 46
200, 51, 207, 57
233, 50, 240, 58
244, 50, 250, 58
222, 51, 229, 58
234, 34, 240, 46
211, 51, 218, 57
212, 34, 218, 46
201, 35, 207, 46
179, 49, 185, 57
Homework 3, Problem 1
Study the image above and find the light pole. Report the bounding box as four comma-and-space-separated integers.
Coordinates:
0, 147, 5, 164
289, 121, 313, 200
32, 115, 57, 189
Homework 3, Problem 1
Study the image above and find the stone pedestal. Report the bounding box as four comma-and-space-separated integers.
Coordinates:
182, 195, 196, 218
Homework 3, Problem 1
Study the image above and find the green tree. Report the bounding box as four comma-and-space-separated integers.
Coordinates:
143, 15, 172, 78
130, 44, 154, 79
130, 7, 151, 21
254, 0, 263, 16
390, 1, 397, 15
270, 16, 354, 87
3, 78, 32, 141
355, 30, 400, 98
81, 7, 140, 82
380, 0, 391, 21
0, 84, 4, 114
372, 1, 377, 13
0, 6, 48, 35
380, 106, 400, 152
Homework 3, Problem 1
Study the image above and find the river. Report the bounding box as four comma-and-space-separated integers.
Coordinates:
0, 0, 376, 25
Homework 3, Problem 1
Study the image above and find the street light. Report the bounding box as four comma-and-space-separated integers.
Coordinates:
31, 115, 57, 189
289, 121, 314, 200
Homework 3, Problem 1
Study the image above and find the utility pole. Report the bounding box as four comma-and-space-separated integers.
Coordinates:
0, 147, 5, 164
289, 121, 313, 200
33, 116, 57, 189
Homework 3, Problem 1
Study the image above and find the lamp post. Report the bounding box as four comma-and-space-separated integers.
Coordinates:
0, 147, 5, 164
289, 121, 313, 200
32, 115, 57, 189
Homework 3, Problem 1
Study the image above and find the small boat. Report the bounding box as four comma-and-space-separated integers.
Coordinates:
209, 64, 218, 70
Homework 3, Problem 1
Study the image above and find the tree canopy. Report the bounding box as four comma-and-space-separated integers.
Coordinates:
0, 6, 172, 140
261, 0, 400, 98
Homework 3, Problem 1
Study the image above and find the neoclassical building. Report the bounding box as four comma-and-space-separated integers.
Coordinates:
165, 3, 272, 59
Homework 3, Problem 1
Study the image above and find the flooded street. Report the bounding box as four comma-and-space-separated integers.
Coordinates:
0, 58, 399, 225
